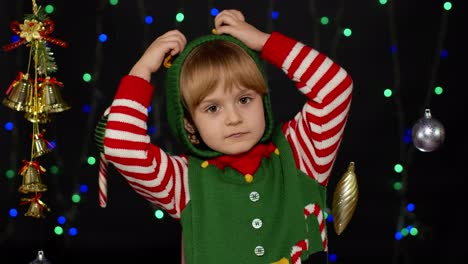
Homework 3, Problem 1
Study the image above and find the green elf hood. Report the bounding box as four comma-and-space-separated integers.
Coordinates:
164, 33, 274, 159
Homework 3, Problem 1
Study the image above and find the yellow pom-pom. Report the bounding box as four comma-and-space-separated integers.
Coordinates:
211, 28, 217, 35
274, 148, 280, 155
244, 174, 253, 183
201, 161, 209, 168
272, 257, 289, 264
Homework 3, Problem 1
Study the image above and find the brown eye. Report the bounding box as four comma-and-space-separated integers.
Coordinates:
206, 105, 219, 113
239, 97, 252, 104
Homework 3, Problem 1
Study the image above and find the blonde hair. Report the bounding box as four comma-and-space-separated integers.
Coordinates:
180, 40, 267, 112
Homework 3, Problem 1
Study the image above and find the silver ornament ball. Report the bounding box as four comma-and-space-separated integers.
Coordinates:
411, 109, 445, 152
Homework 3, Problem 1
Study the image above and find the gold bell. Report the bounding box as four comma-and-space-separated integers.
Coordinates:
24, 199, 45, 218
32, 131, 53, 158
2, 72, 34, 112
39, 77, 70, 113
24, 112, 51, 124
18, 161, 47, 194
22, 195, 50, 218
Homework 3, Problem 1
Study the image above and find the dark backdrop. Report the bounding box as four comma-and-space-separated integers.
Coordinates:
0, 0, 466, 263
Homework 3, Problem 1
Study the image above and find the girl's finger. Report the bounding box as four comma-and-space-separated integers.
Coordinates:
228, 9, 245, 21
214, 10, 240, 28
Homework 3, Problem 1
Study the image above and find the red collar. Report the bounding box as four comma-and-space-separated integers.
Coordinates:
208, 142, 276, 175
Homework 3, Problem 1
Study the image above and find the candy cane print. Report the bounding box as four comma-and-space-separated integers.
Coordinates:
290, 239, 308, 264
304, 203, 327, 251
98, 152, 108, 208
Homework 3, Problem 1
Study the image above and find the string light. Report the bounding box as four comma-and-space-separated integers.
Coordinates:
57, 215, 66, 225
82, 73, 92, 82
87, 156, 96, 165
154, 209, 164, 220
384, 0, 451, 262
175, 12, 185, 22
271, 11, 279, 20
71, 194, 81, 203
4, 121, 14, 131
210, 8, 219, 16
9, 208, 18, 218
98, 33, 108, 43
0, 1, 453, 262
44, 4, 54, 14
320, 16, 329, 25
68, 227, 78, 236
145, 16, 154, 24
54, 226, 64, 235
5, 169, 15, 179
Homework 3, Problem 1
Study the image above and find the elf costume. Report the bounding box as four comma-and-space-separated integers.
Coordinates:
96, 32, 353, 263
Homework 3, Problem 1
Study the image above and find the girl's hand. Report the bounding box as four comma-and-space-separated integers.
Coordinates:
213, 9, 269, 52
130, 29, 187, 81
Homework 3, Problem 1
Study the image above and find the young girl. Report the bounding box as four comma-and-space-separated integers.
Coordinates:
99, 9, 353, 264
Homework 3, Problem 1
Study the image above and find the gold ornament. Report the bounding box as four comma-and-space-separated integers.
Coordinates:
39, 76, 70, 113
332, 161, 359, 235
18, 160, 47, 194
32, 130, 53, 158
21, 193, 50, 218
2, 0, 70, 218
2, 72, 34, 112
25, 112, 51, 124
19, 19, 42, 42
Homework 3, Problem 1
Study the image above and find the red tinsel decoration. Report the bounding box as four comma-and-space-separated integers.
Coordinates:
2, 19, 68, 52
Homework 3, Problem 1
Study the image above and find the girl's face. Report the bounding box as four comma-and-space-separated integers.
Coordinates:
186, 84, 265, 155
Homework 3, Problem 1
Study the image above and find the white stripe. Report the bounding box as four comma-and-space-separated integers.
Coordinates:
174, 155, 190, 212
297, 119, 335, 166
127, 183, 175, 215
103, 106, 111, 116
301, 95, 351, 151
304, 204, 315, 218
112, 150, 167, 187
295, 134, 333, 183
315, 67, 348, 99
98, 174, 107, 189
291, 245, 302, 256
293, 49, 320, 82
299, 57, 334, 95
285, 126, 306, 171
173, 157, 182, 216
321, 230, 327, 242
303, 83, 352, 121
105, 128, 150, 143
108, 113, 147, 130
105, 147, 148, 160
113, 160, 159, 175
112, 98, 147, 115
322, 119, 347, 149
282, 42, 305, 74
316, 209, 324, 222
125, 176, 173, 201
286, 119, 335, 183
301, 109, 348, 150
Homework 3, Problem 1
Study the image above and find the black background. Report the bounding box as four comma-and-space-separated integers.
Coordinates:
0, 0, 466, 263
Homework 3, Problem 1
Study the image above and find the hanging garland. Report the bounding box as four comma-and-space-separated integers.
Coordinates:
1, 0, 70, 218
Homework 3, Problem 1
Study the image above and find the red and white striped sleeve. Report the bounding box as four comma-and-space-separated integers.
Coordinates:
103, 75, 189, 219
261, 32, 353, 187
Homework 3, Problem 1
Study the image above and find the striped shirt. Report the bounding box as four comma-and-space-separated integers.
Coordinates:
103, 31, 353, 220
